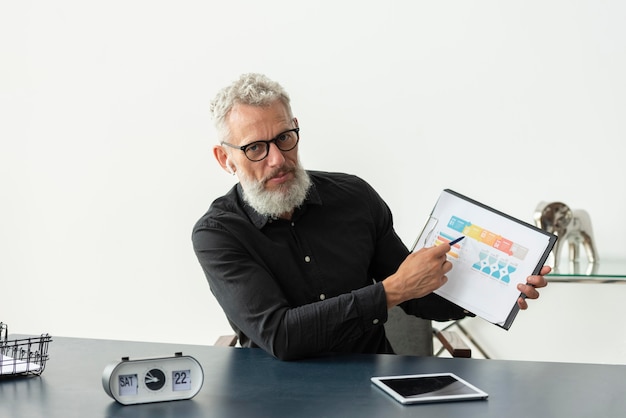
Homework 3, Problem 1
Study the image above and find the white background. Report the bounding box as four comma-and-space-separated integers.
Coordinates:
1, 1, 625, 362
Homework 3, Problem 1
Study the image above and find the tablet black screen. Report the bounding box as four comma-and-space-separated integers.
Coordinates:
380, 375, 480, 398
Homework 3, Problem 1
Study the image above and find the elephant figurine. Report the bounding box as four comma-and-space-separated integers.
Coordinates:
534, 201, 598, 274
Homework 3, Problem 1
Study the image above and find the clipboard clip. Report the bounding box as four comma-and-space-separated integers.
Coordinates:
410, 216, 439, 252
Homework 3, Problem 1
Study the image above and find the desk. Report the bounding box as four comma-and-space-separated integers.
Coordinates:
1, 336, 625, 418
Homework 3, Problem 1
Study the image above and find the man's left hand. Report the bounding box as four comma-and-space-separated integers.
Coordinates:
516, 265, 551, 310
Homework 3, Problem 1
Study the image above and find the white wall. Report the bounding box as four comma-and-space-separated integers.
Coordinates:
458, 282, 626, 365
2, 1, 625, 360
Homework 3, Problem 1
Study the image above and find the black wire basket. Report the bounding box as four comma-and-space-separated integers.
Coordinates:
0, 322, 52, 377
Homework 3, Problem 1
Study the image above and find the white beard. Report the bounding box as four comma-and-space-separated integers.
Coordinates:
239, 162, 311, 218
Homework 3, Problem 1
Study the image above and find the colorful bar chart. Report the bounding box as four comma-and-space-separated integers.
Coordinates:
446, 216, 528, 261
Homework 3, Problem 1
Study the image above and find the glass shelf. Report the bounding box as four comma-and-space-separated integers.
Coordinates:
547, 259, 626, 282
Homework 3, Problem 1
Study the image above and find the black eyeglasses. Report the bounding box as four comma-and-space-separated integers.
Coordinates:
221, 128, 300, 162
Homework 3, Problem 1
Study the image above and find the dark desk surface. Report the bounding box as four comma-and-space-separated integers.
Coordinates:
2, 335, 625, 418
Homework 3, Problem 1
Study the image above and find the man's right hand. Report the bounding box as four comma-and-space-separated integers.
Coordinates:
382, 243, 453, 308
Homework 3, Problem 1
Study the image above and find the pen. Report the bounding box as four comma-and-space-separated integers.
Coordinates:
449, 236, 465, 246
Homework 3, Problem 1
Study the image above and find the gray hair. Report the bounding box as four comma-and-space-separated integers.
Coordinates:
210, 73, 293, 143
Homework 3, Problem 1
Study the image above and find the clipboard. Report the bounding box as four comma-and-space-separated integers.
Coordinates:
411, 189, 557, 330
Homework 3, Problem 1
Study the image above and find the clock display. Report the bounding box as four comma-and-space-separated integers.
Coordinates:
172, 369, 191, 391
144, 368, 166, 391
118, 374, 138, 396
103, 353, 204, 405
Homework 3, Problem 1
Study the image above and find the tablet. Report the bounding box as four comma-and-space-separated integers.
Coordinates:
371, 373, 488, 405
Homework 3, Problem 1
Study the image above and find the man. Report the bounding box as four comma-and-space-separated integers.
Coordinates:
192, 73, 549, 361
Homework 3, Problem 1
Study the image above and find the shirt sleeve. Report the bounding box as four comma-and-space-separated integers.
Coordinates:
400, 294, 472, 321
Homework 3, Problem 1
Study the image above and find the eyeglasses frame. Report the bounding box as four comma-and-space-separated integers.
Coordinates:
221, 127, 300, 162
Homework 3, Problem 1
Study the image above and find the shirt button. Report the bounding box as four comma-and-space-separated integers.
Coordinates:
291, 222, 295, 227
304, 255, 311, 263
319, 294, 326, 300
372, 319, 379, 325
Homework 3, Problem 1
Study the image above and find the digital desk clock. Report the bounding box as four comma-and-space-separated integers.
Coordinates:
102, 352, 203, 405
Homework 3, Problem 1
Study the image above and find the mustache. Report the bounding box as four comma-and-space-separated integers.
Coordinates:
262, 165, 296, 184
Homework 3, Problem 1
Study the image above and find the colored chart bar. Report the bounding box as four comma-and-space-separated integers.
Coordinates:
447, 216, 528, 260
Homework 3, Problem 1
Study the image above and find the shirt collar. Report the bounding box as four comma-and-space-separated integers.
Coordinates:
237, 178, 322, 229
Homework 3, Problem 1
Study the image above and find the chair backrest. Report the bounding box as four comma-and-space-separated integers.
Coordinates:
384, 306, 434, 356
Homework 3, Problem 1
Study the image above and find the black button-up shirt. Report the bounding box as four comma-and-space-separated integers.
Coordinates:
192, 171, 465, 360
